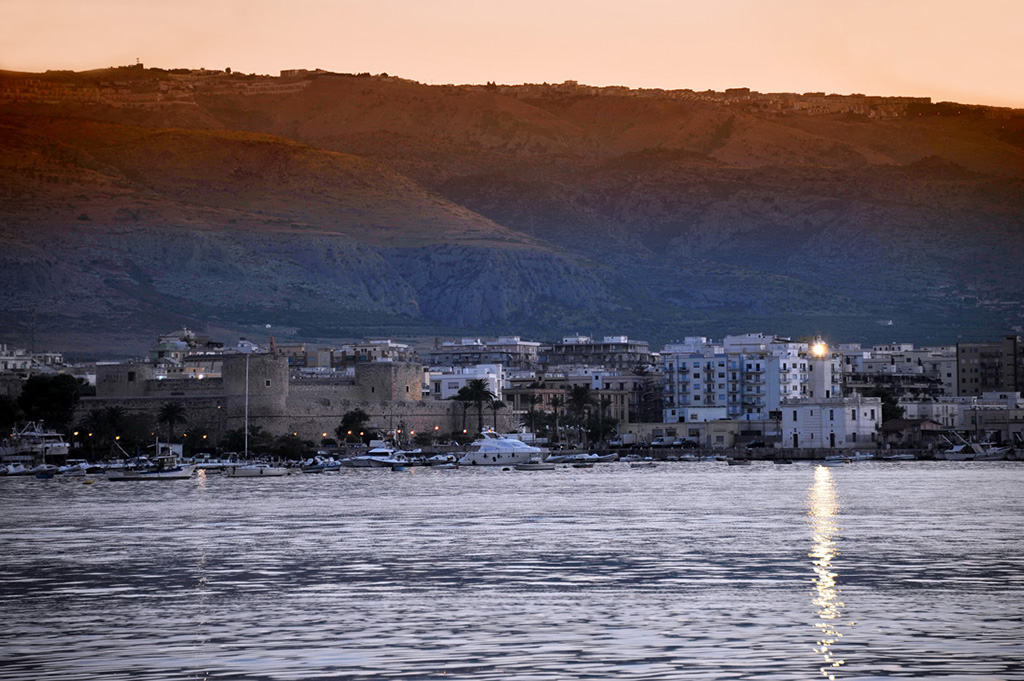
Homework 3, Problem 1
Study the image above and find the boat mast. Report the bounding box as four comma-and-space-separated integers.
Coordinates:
244, 352, 250, 457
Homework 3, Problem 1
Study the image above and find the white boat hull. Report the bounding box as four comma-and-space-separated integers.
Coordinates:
106, 465, 196, 481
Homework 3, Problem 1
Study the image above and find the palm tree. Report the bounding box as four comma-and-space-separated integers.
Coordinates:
158, 402, 187, 443
452, 387, 474, 432
549, 395, 563, 444
464, 379, 496, 434
522, 393, 543, 435
489, 399, 506, 431
568, 385, 596, 446
598, 396, 613, 445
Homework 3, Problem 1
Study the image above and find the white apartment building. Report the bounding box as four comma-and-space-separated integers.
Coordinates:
428, 364, 504, 401
662, 335, 839, 423
782, 395, 883, 449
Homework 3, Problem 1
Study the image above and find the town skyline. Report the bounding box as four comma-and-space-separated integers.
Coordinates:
3, 0, 1024, 109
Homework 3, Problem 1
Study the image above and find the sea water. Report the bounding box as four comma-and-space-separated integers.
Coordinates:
1, 461, 1022, 680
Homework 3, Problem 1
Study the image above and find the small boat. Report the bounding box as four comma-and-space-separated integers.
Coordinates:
880, 452, 915, 461
630, 461, 658, 468
515, 460, 556, 471
820, 457, 845, 467
106, 455, 196, 481
564, 452, 618, 464
223, 463, 289, 477
773, 458, 794, 465
726, 458, 751, 466
571, 462, 595, 469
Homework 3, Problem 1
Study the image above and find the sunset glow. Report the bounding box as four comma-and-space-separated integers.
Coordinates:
2, 0, 1023, 108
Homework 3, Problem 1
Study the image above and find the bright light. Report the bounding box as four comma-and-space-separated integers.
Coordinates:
812, 341, 828, 357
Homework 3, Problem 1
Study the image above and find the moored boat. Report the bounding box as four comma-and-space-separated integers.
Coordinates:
458, 430, 546, 467
223, 463, 289, 477
106, 454, 195, 481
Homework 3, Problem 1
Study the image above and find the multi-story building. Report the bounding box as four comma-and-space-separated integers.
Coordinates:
661, 335, 837, 423
841, 343, 956, 398
542, 335, 654, 371
340, 340, 416, 365
428, 364, 504, 402
782, 395, 883, 449
425, 337, 541, 370
504, 368, 653, 428
957, 336, 1024, 397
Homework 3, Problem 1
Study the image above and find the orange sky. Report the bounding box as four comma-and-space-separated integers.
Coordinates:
2, 0, 1022, 108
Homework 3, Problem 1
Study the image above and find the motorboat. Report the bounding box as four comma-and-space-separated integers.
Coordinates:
106, 454, 195, 480
726, 457, 752, 466
564, 452, 618, 464
223, 463, 289, 477
938, 442, 1011, 461
514, 460, 556, 471
458, 430, 547, 466
1, 422, 70, 466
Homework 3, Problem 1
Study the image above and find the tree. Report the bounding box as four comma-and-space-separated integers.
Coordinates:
864, 387, 905, 423
567, 385, 596, 446
0, 395, 22, 434
17, 374, 82, 431
549, 395, 563, 444
158, 402, 187, 443
452, 387, 473, 432
464, 379, 496, 434
489, 399, 506, 430
336, 408, 371, 442
522, 393, 543, 435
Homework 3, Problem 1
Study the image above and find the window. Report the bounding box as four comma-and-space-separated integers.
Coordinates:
851, 409, 856, 420
127, 371, 136, 382
265, 379, 271, 387
870, 408, 876, 420
829, 409, 834, 421
792, 410, 798, 421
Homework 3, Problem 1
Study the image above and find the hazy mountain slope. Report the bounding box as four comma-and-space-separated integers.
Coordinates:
1, 68, 1022, 350
0, 114, 612, 353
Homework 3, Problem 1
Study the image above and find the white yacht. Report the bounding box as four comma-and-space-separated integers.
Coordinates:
1, 422, 69, 466
458, 431, 546, 467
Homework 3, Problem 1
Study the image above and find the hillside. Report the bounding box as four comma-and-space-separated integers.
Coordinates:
1, 68, 1022, 352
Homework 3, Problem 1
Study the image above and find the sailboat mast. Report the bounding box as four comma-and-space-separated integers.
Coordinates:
244, 352, 250, 456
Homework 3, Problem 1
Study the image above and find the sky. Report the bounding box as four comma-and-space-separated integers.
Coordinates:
2, 0, 1023, 108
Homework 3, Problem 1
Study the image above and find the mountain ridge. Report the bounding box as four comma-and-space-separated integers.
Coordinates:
1, 67, 1022, 353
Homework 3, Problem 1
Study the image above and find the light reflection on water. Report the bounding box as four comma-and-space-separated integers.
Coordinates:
809, 465, 845, 680
1, 462, 1023, 680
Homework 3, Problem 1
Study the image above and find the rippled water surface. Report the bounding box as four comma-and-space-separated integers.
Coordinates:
2, 461, 1023, 680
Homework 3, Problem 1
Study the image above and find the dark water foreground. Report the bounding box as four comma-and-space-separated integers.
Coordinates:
1, 461, 1022, 680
